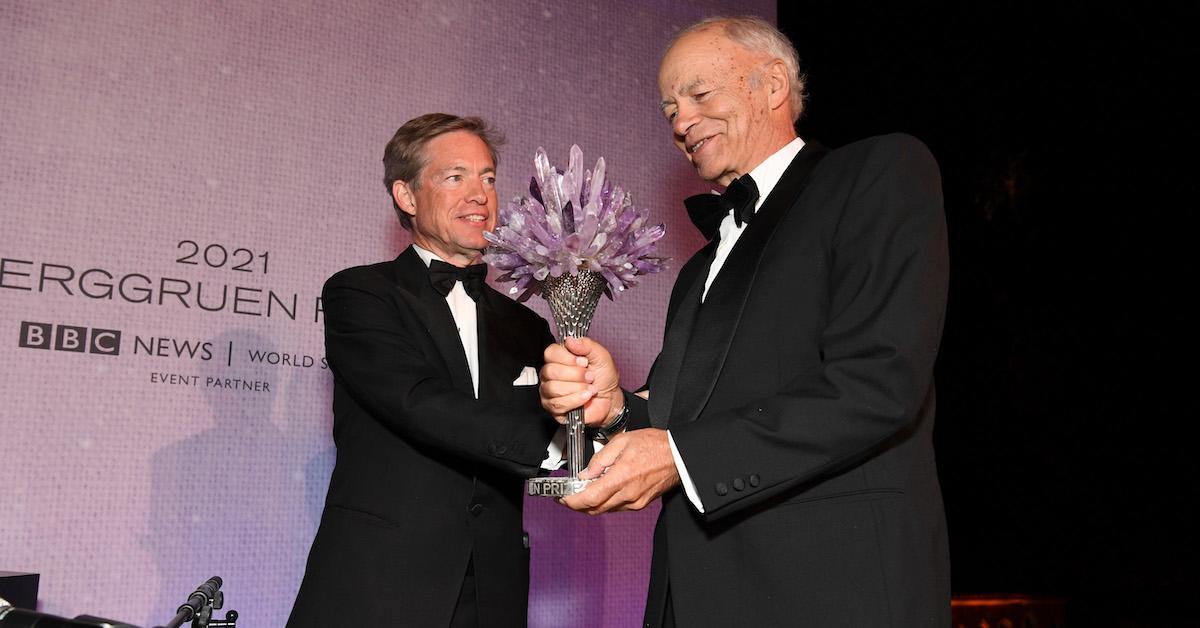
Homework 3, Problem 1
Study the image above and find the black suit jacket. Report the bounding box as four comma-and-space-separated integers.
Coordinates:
287, 247, 556, 628
629, 135, 951, 626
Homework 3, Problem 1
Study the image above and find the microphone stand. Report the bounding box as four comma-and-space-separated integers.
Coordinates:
155, 577, 223, 628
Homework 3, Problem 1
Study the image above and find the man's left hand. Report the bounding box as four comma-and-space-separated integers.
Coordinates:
560, 428, 680, 514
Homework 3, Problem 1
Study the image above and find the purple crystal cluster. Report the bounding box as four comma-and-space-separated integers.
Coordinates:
483, 145, 667, 302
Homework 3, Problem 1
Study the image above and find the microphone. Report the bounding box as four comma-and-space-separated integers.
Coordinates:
159, 577, 222, 628
177, 577, 222, 620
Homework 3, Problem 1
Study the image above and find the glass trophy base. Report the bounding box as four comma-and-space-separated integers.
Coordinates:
528, 476, 590, 497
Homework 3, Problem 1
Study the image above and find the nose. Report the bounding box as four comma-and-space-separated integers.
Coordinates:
672, 102, 699, 139
465, 175, 487, 204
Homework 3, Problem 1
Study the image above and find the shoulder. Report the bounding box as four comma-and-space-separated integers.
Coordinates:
830, 133, 933, 159
823, 133, 938, 177
805, 134, 942, 205
323, 259, 402, 294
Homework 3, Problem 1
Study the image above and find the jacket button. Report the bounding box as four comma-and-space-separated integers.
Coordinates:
469, 504, 484, 516
493, 445, 508, 455
748, 474, 760, 487
732, 478, 745, 491
714, 482, 729, 496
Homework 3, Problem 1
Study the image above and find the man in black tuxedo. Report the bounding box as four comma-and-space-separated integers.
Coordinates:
540, 17, 951, 626
288, 113, 559, 628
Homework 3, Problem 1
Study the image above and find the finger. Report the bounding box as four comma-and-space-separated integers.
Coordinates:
559, 490, 590, 511
581, 468, 653, 513
562, 336, 593, 357
540, 362, 591, 385
586, 475, 644, 514
564, 338, 619, 392
567, 336, 616, 366
577, 438, 624, 479
543, 342, 589, 366
593, 490, 634, 514
561, 473, 620, 512
539, 378, 593, 399
539, 383, 589, 420
541, 389, 594, 416
543, 343, 567, 364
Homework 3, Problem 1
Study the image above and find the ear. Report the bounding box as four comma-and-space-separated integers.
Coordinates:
393, 180, 417, 218
764, 59, 791, 112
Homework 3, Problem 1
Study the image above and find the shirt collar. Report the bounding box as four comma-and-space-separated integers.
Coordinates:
747, 137, 805, 210
411, 244, 443, 268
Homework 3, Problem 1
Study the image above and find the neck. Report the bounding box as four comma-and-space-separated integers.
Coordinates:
718, 126, 797, 187
412, 241, 482, 267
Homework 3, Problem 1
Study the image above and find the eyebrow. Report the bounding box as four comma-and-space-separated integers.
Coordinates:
441, 164, 496, 175
659, 78, 708, 111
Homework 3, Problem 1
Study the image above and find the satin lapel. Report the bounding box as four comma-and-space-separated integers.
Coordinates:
669, 142, 830, 426
476, 287, 521, 403
647, 240, 717, 429
392, 247, 475, 397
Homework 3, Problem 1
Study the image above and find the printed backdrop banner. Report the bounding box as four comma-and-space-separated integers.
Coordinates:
0, 1, 771, 626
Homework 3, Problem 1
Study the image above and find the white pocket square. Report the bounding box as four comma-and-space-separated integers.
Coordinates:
512, 366, 539, 386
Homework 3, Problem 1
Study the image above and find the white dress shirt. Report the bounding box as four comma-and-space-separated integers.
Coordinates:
668, 137, 807, 512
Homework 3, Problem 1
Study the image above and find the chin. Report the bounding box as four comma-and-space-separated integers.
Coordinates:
460, 237, 489, 253
695, 165, 724, 183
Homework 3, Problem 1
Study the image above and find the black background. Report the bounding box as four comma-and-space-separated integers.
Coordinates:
779, 4, 1194, 624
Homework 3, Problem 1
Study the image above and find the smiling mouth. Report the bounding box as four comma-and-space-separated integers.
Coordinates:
687, 137, 710, 154
461, 215, 488, 224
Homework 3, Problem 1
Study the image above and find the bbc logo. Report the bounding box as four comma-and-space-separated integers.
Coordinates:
19, 321, 121, 356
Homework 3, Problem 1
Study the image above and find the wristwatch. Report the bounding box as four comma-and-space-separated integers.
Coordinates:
589, 404, 629, 443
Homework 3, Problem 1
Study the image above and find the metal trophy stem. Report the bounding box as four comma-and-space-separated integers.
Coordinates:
528, 270, 607, 497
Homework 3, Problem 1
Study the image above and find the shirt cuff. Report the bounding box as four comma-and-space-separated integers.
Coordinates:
667, 430, 704, 513
540, 426, 567, 470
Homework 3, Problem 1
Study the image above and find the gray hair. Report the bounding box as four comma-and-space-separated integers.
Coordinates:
669, 16, 807, 121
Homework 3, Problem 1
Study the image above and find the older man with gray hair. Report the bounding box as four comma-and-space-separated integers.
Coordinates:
540, 16, 951, 626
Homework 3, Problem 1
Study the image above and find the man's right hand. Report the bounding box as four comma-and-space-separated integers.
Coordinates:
540, 336, 622, 427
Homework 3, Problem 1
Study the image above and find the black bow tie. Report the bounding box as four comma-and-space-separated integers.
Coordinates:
428, 259, 486, 301
684, 174, 760, 240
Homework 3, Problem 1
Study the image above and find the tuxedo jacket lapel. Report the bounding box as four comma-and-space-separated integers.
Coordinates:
476, 288, 528, 403
647, 241, 716, 428
393, 247, 475, 397
667, 142, 830, 427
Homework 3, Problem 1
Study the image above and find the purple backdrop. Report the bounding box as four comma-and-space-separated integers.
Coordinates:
0, 1, 772, 625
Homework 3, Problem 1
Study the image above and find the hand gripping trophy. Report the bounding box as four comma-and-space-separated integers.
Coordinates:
484, 145, 666, 496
